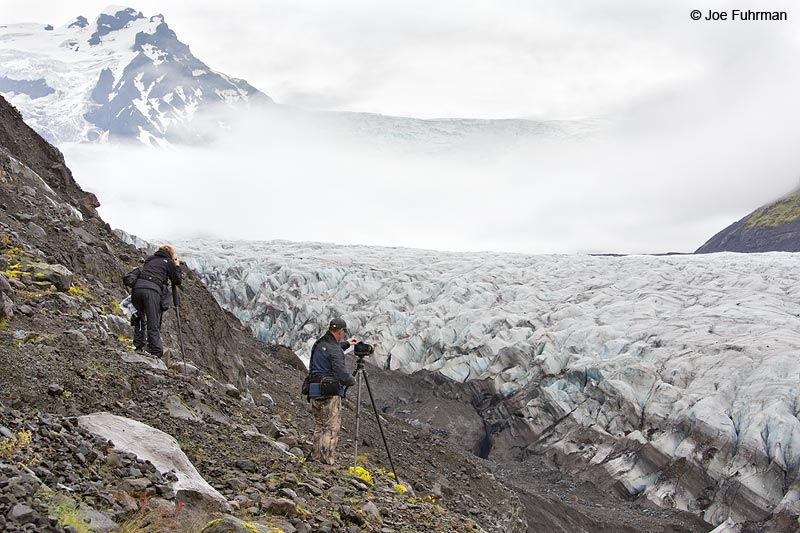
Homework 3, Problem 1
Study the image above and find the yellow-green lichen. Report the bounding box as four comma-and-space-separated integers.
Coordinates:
199, 518, 222, 532
0, 429, 32, 459
745, 194, 800, 228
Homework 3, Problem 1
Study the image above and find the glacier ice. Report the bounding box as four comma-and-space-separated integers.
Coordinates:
174, 239, 800, 526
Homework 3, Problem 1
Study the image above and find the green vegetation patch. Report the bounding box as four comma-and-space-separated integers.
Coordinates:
745, 193, 800, 228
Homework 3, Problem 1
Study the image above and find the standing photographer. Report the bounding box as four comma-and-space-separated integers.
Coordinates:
307, 317, 356, 464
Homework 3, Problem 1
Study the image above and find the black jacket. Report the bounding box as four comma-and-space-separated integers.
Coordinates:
133, 249, 182, 293
309, 331, 355, 387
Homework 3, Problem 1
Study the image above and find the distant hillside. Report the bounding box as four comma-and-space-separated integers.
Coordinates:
696, 189, 800, 253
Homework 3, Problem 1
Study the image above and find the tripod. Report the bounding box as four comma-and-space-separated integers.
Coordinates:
352, 355, 398, 482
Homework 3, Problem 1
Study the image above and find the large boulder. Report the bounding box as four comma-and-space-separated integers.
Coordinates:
30, 262, 73, 291
77, 412, 230, 513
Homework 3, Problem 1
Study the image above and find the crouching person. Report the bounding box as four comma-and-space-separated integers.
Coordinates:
307, 317, 356, 464
131, 245, 181, 359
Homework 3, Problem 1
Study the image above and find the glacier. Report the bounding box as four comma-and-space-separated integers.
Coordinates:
174, 238, 800, 528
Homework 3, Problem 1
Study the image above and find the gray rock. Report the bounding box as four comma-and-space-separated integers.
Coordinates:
235, 459, 257, 473
155, 484, 176, 499
172, 361, 202, 376
120, 352, 168, 370
165, 396, 201, 422
0, 426, 13, 439
262, 497, 297, 517
8, 503, 35, 523
257, 393, 274, 407
17, 304, 33, 316
64, 329, 89, 347
329, 486, 348, 504
0, 291, 12, 320
340, 505, 366, 526
223, 384, 241, 399
101, 314, 130, 337
288, 447, 305, 458
78, 413, 230, 513
79, 506, 117, 533
11, 330, 37, 342
279, 488, 297, 500
51, 293, 81, 312
298, 482, 323, 497
30, 262, 73, 291
361, 500, 383, 524
123, 478, 151, 492
0, 273, 12, 294
27, 222, 46, 240
47, 383, 64, 395
105, 452, 124, 468
72, 227, 97, 245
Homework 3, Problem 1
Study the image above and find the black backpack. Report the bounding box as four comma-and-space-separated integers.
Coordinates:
122, 268, 140, 288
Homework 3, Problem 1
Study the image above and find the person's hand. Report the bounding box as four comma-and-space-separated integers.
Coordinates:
174, 258, 181, 266
347, 337, 357, 346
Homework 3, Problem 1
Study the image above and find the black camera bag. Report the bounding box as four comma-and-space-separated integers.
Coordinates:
319, 376, 340, 396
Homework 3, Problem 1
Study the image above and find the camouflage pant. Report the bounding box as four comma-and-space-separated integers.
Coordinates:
311, 395, 342, 465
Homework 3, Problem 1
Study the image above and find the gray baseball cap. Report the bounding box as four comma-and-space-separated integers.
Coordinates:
329, 317, 347, 331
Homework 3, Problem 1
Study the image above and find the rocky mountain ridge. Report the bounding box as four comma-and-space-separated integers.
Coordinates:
696, 189, 800, 253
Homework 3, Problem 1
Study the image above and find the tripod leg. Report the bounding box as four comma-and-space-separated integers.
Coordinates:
361, 370, 398, 481
353, 370, 363, 476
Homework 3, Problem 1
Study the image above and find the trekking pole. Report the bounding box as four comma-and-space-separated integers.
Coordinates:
172, 285, 187, 375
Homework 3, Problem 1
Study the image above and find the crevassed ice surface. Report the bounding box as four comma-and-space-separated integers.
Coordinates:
177, 239, 800, 526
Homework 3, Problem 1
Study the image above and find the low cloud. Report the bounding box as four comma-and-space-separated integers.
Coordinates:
62, 55, 800, 256
8, 0, 800, 254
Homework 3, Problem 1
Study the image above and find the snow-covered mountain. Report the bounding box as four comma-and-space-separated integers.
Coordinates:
174, 238, 800, 528
0, 6, 270, 146
0, 7, 600, 149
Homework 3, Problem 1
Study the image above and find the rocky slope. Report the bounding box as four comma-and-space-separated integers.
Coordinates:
0, 93, 527, 532
696, 189, 800, 253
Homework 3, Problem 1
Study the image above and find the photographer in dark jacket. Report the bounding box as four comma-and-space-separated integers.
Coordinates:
308, 317, 356, 464
131, 245, 181, 358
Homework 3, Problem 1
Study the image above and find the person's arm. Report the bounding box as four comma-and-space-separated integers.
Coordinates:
167, 258, 182, 287
330, 346, 355, 386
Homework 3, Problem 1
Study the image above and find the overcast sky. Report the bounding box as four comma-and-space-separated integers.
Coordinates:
4, 1, 800, 253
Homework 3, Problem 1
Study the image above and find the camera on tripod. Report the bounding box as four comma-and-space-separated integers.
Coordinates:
353, 341, 374, 358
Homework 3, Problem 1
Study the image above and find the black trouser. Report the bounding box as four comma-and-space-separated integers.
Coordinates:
131, 287, 163, 356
